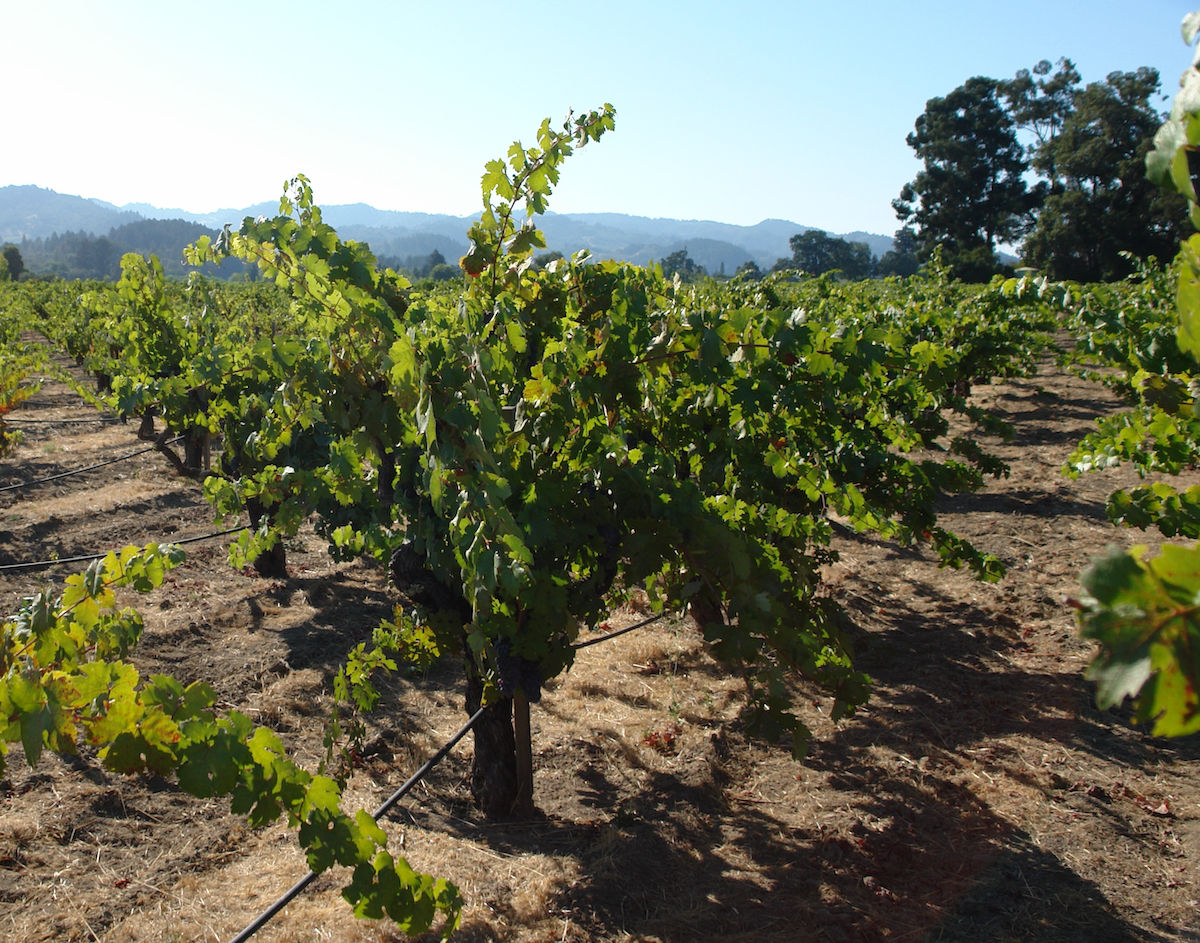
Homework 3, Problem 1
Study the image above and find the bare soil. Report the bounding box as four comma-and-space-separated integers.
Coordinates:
0, 343, 1198, 942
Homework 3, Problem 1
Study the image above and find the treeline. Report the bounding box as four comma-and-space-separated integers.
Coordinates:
16, 218, 252, 280
695, 60, 1186, 285
5, 59, 1179, 288
661, 228, 917, 282
894, 61, 1183, 282
375, 248, 462, 282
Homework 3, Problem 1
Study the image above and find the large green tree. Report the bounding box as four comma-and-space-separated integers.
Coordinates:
1003, 58, 1081, 173
1015, 67, 1184, 280
786, 230, 873, 278
659, 247, 706, 281
0, 245, 23, 282
894, 76, 1034, 281
875, 227, 921, 278
735, 259, 763, 280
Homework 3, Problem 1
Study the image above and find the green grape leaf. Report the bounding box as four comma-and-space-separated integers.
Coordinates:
18, 701, 52, 765
176, 730, 241, 798
1078, 544, 1200, 736
1178, 235, 1200, 357
389, 337, 416, 387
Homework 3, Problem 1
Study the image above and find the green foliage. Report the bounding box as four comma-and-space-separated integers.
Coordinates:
1065, 258, 1200, 541
875, 227, 921, 278
1018, 67, 1183, 280
0, 282, 46, 452
0, 545, 461, 936
899, 57, 1179, 284
1004, 58, 1081, 159
1066, 258, 1184, 385
18, 221, 250, 281
1071, 13, 1200, 734
734, 259, 763, 280
658, 247, 706, 282
1077, 544, 1200, 736
0, 245, 22, 282
894, 76, 1033, 280
786, 230, 873, 279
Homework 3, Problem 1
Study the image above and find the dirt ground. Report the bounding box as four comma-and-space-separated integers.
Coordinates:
0, 341, 1198, 943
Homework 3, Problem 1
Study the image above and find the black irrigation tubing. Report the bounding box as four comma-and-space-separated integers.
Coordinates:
0, 437, 184, 494
572, 611, 668, 649
3, 415, 123, 424
227, 704, 489, 943
230, 611, 674, 941
0, 525, 250, 573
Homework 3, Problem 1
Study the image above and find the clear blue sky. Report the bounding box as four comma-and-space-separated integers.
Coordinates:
2, 1, 1196, 236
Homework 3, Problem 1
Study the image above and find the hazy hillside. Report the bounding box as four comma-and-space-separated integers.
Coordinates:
120, 193, 892, 270
0, 186, 140, 243
0, 185, 894, 278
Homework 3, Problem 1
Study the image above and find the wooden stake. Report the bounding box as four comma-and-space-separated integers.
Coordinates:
513, 692, 534, 817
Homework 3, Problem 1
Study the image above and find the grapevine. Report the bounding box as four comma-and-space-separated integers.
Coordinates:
0, 543, 462, 935
180, 105, 1052, 825
1072, 10, 1200, 735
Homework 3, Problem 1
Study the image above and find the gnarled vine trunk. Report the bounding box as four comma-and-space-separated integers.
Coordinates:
462, 672, 534, 819
390, 543, 534, 818
246, 496, 287, 578
182, 429, 207, 474
464, 666, 519, 818
137, 407, 156, 440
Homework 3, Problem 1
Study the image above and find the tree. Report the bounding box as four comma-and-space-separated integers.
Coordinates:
533, 250, 564, 270
1, 245, 24, 282
1018, 68, 1184, 280
894, 76, 1034, 281
875, 227, 922, 278
735, 259, 763, 280
421, 248, 446, 276
1003, 58, 1082, 177
659, 248, 706, 281
787, 230, 873, 279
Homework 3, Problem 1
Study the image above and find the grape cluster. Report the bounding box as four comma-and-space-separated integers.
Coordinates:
494, 636, 543, 703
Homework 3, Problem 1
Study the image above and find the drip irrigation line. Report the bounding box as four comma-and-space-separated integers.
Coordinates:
3, 415, 123, 424
230, 612, 672, 941
227, 704, 488, 943
0, 525, 249, 573
572, 611, 668, 649
0, 437, 184, 494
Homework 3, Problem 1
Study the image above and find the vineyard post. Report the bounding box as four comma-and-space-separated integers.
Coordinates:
513, 692, 534, 817
464, 656, 519, 817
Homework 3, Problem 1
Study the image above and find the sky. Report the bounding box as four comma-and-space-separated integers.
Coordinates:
2, 1, 1198, 237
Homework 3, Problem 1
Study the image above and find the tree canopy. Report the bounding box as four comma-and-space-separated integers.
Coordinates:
895, 61, 1184, 282
875, 228, 921, 278
893, 76, 1033, 281
659, 248, 706, 281
785, 230, 873, 278
1, 245, 24, 282
1015, 66, 1184, 280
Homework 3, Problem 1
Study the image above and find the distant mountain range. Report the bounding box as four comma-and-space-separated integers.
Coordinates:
0, 184, 894, 277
